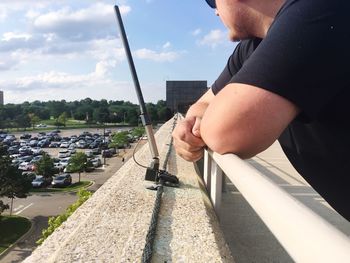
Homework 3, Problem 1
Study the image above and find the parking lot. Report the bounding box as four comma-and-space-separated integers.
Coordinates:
1, 126, 136, 189
0, 127, 144, 263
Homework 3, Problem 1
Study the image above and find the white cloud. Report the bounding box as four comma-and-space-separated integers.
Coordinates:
0, 1, 50, 20
0, 32, 44, 53
31, 3, 131, 41
0, 69, 164, 104
192, 28, 202, 36
94, 60, 117, 77
162, 42, 171, 49
25, 9, 41, 19
198, 29, 227, 48
0, 56, 18, 71
2, 32, 32, 42
134, 48, 181, 62
88, 38, 125, 61
0, 8, 7, 21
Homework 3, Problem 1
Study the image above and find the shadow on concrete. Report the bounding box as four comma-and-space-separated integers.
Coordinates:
1, 215, 49, 263
248, 159, 350, 235
213, 158, 350, 262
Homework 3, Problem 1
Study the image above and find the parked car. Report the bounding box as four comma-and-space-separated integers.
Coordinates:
37, 139, 50, 148
91, 148, 101, 155
102, 149, 113, 158
90, 157, 102, 168
19, 146, 32, 155
22, 171, 37, 181
49, 142, 60, 148
31, 147, 43, 155
31, 155, 43, 163
20, 133, 31, 139
29, 140, 38, 147
51, 173, 72, 187
8, 145, 19, 154
59, 157, 70, 168
76, 140, 87, 149
18, 161, 31, 171
58, 150, 71, 158
60, 141, 70, 148
108, 147, 117, 155
54, 162, 65, 172
31, 175, 52, 188
85, 150, 94, 158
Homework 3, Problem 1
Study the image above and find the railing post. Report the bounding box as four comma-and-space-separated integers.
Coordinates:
203, 149, 211, 193
210, 158, 223, 212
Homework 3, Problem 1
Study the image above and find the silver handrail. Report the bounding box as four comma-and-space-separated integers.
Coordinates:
204, 148, 350, 262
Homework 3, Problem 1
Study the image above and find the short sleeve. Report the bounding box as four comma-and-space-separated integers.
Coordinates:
212, 38, 262, 95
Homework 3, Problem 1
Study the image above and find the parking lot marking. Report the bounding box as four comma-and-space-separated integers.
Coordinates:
13, 204, 24, 212
15, 203, 34, 215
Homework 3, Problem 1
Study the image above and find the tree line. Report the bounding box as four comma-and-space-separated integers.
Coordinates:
0, 98, 173, 129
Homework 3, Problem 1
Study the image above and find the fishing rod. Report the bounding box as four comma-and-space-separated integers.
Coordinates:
114, 5, 178, 185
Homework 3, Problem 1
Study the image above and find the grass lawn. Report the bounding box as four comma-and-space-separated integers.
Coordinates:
0, 216, 31, 254
30, 181, 92, 193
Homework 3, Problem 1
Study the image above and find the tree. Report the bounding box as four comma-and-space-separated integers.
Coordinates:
15, 114, 31, 130
110, 131, 129, 148
146, 103, 158, 123
126, 108, 139, 126
36, 152, 56, 179
0, 144, 32, 215
57, 112, 68, 127
131, 127, 145, 138
93, 106, 110, 124
157, 107, 172, 122
28, 113, 41, 129
67, 152, 91, 182
47, 100, 66, 119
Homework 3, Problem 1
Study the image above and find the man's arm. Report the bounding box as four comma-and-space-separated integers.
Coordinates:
200, 83, 300, 159
186, 88, 215, 118
172, 89, 215, 161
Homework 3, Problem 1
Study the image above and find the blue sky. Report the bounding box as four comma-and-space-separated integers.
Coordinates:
0, 0, 237, 104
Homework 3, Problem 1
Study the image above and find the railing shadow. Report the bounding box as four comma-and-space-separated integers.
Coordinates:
218, 178, 294, 263
247, 158, 350, 236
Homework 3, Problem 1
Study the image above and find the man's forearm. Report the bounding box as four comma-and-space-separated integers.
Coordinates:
185, 88, 215, 118
185, 101, 209, 118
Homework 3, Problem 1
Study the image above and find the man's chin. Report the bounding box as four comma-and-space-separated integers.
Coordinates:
229, 30, 253, 42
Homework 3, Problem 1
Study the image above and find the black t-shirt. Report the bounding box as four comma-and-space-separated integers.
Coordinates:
212, 0, 350, 221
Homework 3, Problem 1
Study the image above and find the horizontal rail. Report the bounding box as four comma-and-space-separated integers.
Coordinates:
205, 149, 350, 262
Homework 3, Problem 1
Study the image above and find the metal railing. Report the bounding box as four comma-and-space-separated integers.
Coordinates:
203, 149, 350, 262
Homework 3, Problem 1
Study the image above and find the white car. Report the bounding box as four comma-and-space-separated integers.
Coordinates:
59, 157, 71, 168
58, 150, 71, 158
60, 142, 70, 148
91, 157, 102, 168
18, 162, 30, 170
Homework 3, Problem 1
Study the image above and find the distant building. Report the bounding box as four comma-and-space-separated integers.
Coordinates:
166, 80, 208, 113
0, 91, 3, 106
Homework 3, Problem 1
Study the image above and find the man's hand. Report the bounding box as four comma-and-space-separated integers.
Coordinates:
172, 116, 206, 162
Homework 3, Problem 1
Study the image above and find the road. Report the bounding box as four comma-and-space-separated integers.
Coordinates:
0, 141, 141, 263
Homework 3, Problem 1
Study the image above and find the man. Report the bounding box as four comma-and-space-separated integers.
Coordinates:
172, 0, 350, 221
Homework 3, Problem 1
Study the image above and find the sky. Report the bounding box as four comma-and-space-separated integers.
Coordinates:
0, 0, 237, 104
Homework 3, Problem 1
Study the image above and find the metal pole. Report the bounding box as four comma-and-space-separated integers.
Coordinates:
114, 5, 159, 157
114, 5, 159, 181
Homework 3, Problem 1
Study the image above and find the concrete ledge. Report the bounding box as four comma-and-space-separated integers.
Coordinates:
23, 117, 233, 262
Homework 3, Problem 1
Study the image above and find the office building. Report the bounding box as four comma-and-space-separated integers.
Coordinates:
166, 81, 208, 113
